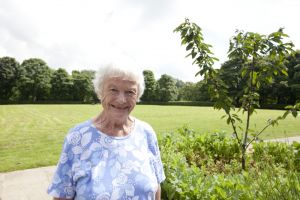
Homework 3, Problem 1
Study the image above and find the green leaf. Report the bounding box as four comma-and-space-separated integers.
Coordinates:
252, 71, 257, 85
238, 126, 244, 131
226, 117, 231, 124
192, 50, 197, 59
181, 28, 188, 37
282, 110, 290, 119
215, 186, 227, 198
241, 68, 247, 78
281, 69, 288, 76
285, 105, 293, 109
186, 43, 194, 51
256, 81, 261, 88
181, 38, 187, 45
292, 109, 298, 118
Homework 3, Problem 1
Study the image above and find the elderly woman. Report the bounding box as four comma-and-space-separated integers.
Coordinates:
47, 63, 165, 200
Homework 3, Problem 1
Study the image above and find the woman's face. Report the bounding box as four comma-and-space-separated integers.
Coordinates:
101, 77, 138, 121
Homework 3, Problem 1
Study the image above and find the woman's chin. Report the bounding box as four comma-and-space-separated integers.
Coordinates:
110, 111, 130, 120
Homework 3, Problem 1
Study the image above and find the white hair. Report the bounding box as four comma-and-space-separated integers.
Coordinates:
93, 62, 145, 101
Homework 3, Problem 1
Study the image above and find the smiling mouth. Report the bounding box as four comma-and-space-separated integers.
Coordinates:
111, 104, 128, 110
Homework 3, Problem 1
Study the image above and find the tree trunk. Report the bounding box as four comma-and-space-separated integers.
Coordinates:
241, 147, 246, 170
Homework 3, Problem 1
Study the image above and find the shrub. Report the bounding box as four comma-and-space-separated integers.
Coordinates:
253, 142, 298, 170
159, 127, 300, 199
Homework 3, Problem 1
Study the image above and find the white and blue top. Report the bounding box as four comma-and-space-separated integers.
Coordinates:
47, 118, 165, 200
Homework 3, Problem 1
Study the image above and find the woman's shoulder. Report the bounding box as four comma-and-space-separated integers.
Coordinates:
68, 119, 93, 132
64, 119, 95, 145
134, 118, 160, 156
134, 118, 158, 144
134, 118, 154, 133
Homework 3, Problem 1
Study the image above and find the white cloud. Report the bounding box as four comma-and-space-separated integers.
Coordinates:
0, 0, 299, 82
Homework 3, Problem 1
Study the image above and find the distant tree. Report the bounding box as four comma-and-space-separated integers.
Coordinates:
286, 50, 300, 103
178, 82, 196, 101
81, 69, 96, 79
50, 68, 73, 100
219, 58, 245, 106
0, 56, 21, 101
19, 58, 52, 102
157, 74, 178, 102
175, 79, 185, 100
175, 79, 185, 88
196, 81, 211, 101
71, 70, 95, 102
81, 70, 97, 102
141, 70, 157, 102
256, 56, 290, 105
220, 55, 297, 105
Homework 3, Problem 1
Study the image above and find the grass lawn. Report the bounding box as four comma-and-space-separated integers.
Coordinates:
0, 104, 299, 172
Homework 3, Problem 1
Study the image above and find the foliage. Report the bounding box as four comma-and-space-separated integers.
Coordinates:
71, 70, 96, 102
159, 127, 300, 200
19, 58, 52, 102
177, 81, 210, 101
286, 50, 300, 102
157, 74, 178, 102
1, 53, 300, 104
141, 70, 158, 101
174, 18, 299, 169
252, 141, 299, 170
0, 56, 21, 100
50, 68, 73, 100
219, 58, 246, 106
177, 82, 196, 101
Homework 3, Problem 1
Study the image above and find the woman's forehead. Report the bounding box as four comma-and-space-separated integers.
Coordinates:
105, 77, 137, 87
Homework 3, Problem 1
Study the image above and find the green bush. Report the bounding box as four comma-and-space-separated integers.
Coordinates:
293, 142, 300, 169
253, 141, 300, 171
159, 127, 300, 199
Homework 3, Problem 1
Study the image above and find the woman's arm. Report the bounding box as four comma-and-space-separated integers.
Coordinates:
155, 184, 161, 200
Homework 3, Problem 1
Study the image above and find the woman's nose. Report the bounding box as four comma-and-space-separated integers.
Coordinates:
116, 92, 126, 103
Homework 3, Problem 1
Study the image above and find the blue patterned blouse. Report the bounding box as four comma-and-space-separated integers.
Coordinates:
47, 118, 165, 200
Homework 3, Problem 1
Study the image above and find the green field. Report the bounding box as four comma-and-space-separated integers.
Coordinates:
0, 104, 299, 172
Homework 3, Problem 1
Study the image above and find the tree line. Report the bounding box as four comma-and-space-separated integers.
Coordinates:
0, 57, 96, 103
0, 52, 300, 104
142, 50, 300, 105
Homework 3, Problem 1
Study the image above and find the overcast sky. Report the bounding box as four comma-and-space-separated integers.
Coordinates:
1, 0, 299, 82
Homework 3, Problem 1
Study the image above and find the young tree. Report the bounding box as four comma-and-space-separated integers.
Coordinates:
174, 18, 299, 169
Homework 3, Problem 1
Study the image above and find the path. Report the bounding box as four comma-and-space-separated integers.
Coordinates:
265, 136, 300, 144
0, 166, 56, 200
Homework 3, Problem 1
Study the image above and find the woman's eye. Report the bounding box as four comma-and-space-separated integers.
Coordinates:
110, 88, 118, 93
126, 90, 136, 96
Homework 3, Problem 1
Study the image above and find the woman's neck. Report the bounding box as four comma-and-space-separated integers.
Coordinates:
93, 112, 134, 137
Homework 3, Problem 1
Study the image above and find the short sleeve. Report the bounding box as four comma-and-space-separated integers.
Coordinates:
145, 124, 166, 184
47, 135, 76, 199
